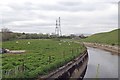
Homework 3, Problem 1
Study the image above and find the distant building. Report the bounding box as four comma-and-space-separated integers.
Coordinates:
79, 34, 86, 38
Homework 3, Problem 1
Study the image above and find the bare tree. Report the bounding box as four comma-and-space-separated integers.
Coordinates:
1, 28, 13, 41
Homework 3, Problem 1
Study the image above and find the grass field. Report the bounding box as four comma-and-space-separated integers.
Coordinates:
81, 29, 120, 46
2, 39, 86, 78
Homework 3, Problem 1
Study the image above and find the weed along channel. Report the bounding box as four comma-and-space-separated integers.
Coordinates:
2, 39, 88, 79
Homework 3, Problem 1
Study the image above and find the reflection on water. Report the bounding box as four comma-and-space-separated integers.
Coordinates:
84, 47, 118, 78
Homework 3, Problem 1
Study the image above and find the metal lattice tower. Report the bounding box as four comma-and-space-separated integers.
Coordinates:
59, 17, 62, 36
55, 17, 62, 37
55, 20, 59, 36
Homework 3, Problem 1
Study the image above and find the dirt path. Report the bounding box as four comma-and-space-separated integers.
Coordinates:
9, 50, 26, 54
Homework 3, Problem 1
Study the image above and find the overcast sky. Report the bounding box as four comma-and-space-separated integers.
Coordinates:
0, 0, 119, 35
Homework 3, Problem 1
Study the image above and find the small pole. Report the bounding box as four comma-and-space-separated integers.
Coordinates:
63, 51, 65, 61
48, 56, 51, 64
96, 64, 100, 79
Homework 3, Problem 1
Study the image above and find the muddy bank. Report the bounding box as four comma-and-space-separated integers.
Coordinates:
83, 42, 120, 55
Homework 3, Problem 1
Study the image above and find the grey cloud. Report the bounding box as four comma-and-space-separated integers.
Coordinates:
6, 25, 55, 33
41, 3, 95, 12
7, 1, 108, 12
2, 17, 29, 24
42, 2, 113, 12
6, 22, 55, 28
8, 2, 37, 11
1, 8, 49, 25
0, 0, 118, 34
58, 1, 82, 6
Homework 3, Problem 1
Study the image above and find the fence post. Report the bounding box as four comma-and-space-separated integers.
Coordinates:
63, 51, 65, 61
48, 56, 51, 64
15, 66, 18, 75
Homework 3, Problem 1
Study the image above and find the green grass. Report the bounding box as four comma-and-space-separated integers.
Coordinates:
82, 29, 120, 46
2, 39, 86, 78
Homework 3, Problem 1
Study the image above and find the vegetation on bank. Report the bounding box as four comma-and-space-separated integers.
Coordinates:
2, 39, 86, 78
81, 29, 120, 46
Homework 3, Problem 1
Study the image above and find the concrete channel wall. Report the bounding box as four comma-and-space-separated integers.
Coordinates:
38, 50, 88, 80
83, 42, 120, 55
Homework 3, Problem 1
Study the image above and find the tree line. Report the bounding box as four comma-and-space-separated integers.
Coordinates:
1, 28, 86, 41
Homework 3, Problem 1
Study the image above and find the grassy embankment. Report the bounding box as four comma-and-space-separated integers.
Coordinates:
2, 39, 86, 78
82, 29, 120, 46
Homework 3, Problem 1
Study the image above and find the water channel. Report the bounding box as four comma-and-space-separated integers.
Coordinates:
84, 47, 119, 78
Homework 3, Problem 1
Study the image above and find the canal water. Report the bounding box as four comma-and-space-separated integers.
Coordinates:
84, 47, 119, 78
